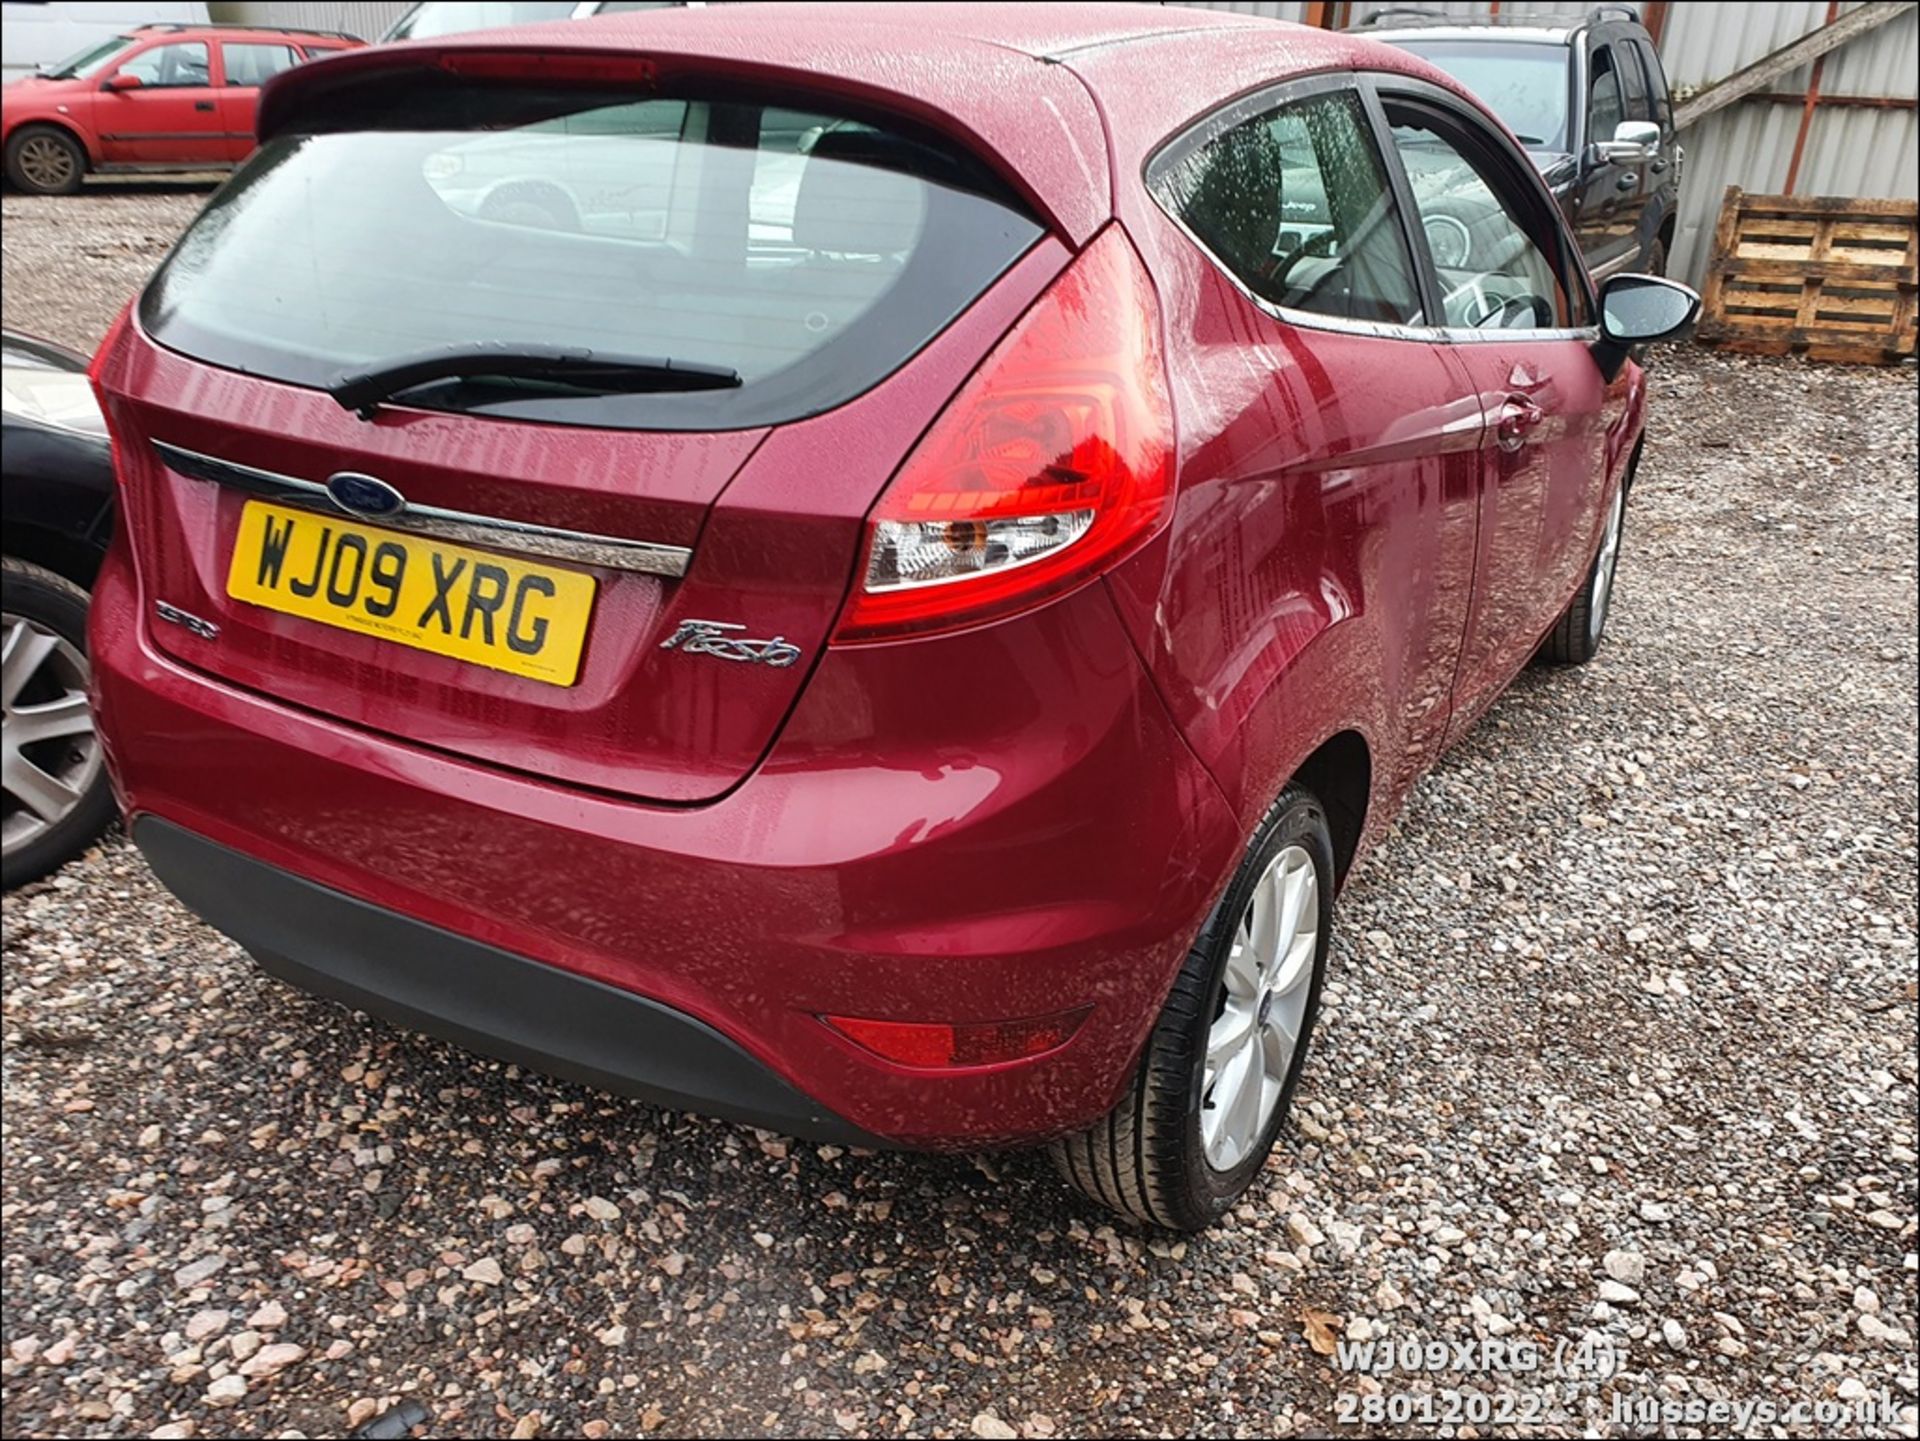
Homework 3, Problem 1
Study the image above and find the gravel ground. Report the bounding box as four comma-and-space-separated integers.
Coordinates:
3, 188, 1917, 1441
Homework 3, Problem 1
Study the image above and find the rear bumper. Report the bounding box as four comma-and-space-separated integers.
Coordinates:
136, 816, 885, 1145
90, 543, 1239, 1147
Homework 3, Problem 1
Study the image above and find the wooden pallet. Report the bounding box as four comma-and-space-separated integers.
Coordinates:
1698, 187, 1918, 365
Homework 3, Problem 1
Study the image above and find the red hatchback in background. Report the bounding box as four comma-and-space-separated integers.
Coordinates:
87, 4, 1698, 1230
1, 22, 359, 195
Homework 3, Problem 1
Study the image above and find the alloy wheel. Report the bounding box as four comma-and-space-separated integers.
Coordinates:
17, 135, 77, 192
1, 613, 102, 864
1201, 843, 1319, 1171
1589, 485, 1626, 646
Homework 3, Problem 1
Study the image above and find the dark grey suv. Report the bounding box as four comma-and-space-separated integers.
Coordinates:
1362, 5, 1680, 279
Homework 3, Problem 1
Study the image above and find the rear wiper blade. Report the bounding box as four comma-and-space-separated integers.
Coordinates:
328, 343, 742, 418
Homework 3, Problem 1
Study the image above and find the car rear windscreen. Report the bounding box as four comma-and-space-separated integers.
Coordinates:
139, 90, 1045, 430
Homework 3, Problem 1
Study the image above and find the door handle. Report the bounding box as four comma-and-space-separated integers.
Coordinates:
1495, 396, 1545, 454
195, 100, 215, 111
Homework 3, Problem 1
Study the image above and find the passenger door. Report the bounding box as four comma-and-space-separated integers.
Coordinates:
95, 41, 223, 167
1380, 86, 1619, 738
1572, 40, 1639, 276
217, 43, 302, 162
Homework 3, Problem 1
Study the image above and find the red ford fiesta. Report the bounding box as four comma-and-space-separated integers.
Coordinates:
87, 3, 1697, 1229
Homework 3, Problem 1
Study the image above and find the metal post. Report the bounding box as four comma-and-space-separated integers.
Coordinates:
1784, 0, 1840, 194
1642, 1, 1670, 48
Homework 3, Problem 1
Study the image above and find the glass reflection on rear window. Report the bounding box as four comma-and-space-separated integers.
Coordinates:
138, 94, 1041, 430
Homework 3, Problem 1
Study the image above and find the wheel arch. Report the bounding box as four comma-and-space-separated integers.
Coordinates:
2, 521, 105, 591
5, 116, 99, 167
1291, 728, 1371, 889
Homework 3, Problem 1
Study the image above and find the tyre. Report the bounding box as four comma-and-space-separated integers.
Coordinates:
1539, 480, 1627, 666
1052, 784, 1334, 1230
5, 125, 87, 197
478, 181, 582, 232
2, 557, 114, 888
1644, 236, 1668, 277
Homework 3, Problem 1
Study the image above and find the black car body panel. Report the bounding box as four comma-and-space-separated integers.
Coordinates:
2, 332, 116, 585
1364, 7, 1681, 280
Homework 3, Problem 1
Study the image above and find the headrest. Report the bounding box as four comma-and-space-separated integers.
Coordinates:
791, 129, 935, 256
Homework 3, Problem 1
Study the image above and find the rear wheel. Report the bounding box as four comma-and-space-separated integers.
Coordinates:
1539, 481, 1627, 666
1051, 785, 1333, 1230
1644, 236, 1668, 277
5, 125, 86, 197
2, 558, 114, 888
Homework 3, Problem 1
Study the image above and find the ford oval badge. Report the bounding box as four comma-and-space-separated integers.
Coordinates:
326, 472, 406, 520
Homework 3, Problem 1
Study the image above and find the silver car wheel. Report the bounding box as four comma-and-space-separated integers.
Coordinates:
1589, 484, 1626, 646
17, 134, 78, 192
1201, 843, 1319, 1172
2, 613, 101, 863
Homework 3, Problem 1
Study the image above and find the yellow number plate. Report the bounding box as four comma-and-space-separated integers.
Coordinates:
225, 501, 595, 686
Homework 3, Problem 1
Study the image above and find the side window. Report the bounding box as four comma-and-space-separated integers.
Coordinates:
223, 44, 301, 88
1617, 40, 1652, 123
1587, 43, 1624, 144
1387, 106, 1574, 330
1156, 89, 1424, 325
1637, 40, 1672, 127
118, 41, 211, 89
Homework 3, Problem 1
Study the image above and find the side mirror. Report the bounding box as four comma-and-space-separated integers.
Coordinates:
1594, 119, 1660, 164
103, 72, 144, 91
1592, 273, 1700, 381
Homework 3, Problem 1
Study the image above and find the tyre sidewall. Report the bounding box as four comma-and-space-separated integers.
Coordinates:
1170, 791, 1335, 1225
6, 127, 86, 197
2, 559, 113, 887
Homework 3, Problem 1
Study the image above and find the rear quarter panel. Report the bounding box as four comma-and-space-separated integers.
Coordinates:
1105, 206, 1482, 870
1077, 27, 1499, 870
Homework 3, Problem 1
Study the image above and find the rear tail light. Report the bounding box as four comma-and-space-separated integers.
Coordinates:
822, 1008, 1091, 1069
833, 226, 1174, 644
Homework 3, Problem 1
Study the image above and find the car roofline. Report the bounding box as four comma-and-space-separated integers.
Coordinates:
1362, 26, 1581, 45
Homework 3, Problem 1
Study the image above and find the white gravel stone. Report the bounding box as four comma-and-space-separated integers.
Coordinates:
203, 1376, 246, 1408
1603, 1249, 1646, 1285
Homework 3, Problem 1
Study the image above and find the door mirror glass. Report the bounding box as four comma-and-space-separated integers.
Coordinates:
1599, 273, 1699, 344
104, 71, 144, 91
1595, 119, 1660, 164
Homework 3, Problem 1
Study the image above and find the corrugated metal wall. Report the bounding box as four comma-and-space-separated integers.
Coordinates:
211, 1, 411, 40
1179, 0, 1919, 284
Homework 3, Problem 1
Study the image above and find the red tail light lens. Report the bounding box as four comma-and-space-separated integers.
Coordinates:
822, 1008, 1091, 1069
834, 226, 1175, 644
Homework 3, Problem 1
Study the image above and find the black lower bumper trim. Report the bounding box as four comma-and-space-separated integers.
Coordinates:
134, 817, 885, 1147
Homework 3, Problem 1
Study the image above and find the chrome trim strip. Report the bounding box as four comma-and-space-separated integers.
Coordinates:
1144, 70, 1606, 350
151, 440, 691, 579
1587, 250, 1638, 283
